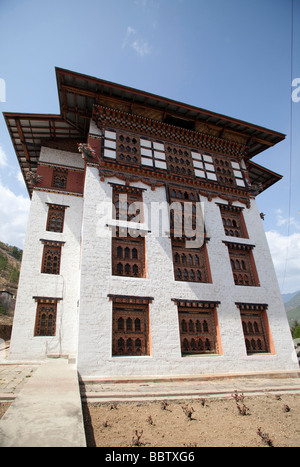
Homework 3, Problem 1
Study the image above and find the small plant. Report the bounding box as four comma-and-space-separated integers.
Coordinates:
161, 400, 169, 410
110, 402, 118, 410
283, 404, 291, 412
132, 430, 145, 447
102, 420, 109, 428
232, 390, 250, 416
181, 405, 195, 421
200, 398, 206, 407
257, 427, 274, 447
146, 415, 154, 425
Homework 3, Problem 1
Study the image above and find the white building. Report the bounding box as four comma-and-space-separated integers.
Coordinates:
4, 68, 298, 378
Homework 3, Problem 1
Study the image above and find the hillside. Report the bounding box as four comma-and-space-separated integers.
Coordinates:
0, 241, 22, 326
284, 290, 300, 327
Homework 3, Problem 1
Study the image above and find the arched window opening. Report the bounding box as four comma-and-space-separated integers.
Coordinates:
118, 317, 124, 331
126, 318, 132, 331
135, 318, 141, 332
135, 339, 142, 353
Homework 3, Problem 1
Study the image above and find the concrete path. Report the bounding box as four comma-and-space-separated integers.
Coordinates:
0, 359, 86, 447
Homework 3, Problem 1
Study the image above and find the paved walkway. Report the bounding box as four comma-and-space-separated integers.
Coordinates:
0, 359, 86, 447
0, 364, 39, 401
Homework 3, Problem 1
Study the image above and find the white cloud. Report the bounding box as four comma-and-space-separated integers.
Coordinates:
131, 39, 152, 57
275, 208, 300, 230
0, 146, 8, 168
0, 178, 30, 248
122, 26, 152, 57
122, 26, 136, 48
16, 170, 26, 186
266, 230, 300, 293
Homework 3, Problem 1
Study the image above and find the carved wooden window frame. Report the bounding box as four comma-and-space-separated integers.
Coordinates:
172, 239, 211, 283
41, 240, 64, 275
190, 152, 217, 181
236, 303, 273, 354
103, 129, 141, 166
112, 184, 144, 222
109, 295, 153, 357
112, 229, 146, 278
46, 204, 66, 233
168, 186, 200, 237
52, 167, 68, 189
225, 242, 259, 287
168, 186, 210, 282
165, 143, 194, 177
140, 138, 167, 170
218, 204, 248, 239
33, 298, 59, 337
173, 300, 221, 356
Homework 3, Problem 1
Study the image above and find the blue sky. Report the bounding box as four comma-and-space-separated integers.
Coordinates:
0, 0, 299, 293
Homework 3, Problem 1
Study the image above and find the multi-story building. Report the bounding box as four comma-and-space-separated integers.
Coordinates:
4, 67, 298, 378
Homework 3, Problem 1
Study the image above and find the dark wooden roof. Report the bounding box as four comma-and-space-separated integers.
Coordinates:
3, 67, 285, 196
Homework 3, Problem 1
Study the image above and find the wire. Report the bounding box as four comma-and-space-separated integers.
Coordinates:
280, 0, 294, 293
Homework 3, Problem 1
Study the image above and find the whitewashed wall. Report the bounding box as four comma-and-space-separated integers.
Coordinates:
77, 166, 298, 377
9, 148, 83, 360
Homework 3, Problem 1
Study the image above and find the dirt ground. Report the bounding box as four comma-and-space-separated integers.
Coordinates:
0, 403, 11, 420
82, 393, 300, 447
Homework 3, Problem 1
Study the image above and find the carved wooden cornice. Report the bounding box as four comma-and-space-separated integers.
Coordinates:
93, 105, 248, 159
171, 299, 220, 309
108, 294, 153, 304
236, 303, 268, 311
98, 166, 251, 207
223, 241, 255, 251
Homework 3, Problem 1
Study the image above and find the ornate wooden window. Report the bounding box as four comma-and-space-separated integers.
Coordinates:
231, 161, 246, 187
190, 152, 217, 181
112, 184, 144, 222
168, 186, 210, 282
112, 229, 146, 278
225, 242, 259, 286
169, 186, 200, 238
41, 240, 63, 275
52, 168, 68, 189
34, 298, 58, 336
46, 204, 66, 233
109, 295, 152, 356
174, 300, 221, 356
165, 143, 193, 176
103, 129, 141, 166
236, 303, 271, 354
218, 204, 248, 238
140, 138, 167, 170
214, 157, 235, 186
172, 239, 211, 283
